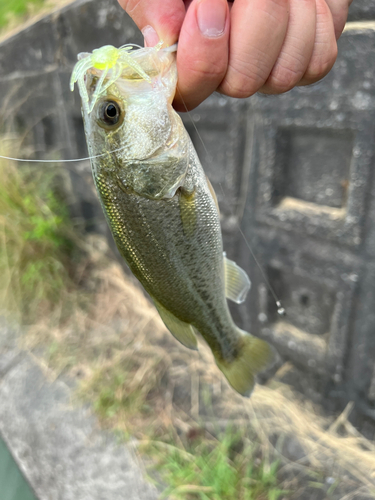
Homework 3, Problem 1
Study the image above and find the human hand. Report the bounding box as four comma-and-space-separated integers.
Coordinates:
118, 0, 352, 111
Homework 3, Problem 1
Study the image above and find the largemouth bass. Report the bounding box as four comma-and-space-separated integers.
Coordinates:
71, 43, 273, 396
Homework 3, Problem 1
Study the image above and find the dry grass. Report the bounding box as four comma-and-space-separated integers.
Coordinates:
1, 137, 374, 498
19, 239, 375, 499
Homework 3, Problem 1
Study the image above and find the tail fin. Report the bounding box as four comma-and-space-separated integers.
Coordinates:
215, 331, 274, 397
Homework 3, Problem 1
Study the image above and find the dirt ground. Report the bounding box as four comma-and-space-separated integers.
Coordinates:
20, 235, 375, 500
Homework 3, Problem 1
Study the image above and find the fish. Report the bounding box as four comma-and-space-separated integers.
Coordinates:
71, 43, 274, 396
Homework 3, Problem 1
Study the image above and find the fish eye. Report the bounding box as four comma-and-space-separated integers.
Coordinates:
97, 100, 123, 129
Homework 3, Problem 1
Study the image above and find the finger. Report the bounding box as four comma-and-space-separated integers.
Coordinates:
117, 0, 186, 46
325, 0, 351, 39
261, 0, 316, 94
174, 0, 230, 111
299, 0, 337, 85
219, 0, 290, 99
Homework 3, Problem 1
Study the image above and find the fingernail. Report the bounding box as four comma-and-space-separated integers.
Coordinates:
197, 0, 227, 38
142, 25, 159, 47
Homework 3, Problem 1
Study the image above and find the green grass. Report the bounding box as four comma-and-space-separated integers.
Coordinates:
75, 327, 287, 499
79, 351, 169, 422
1, 142, 371, 499
0, 145, 81, 322
1, 140, 370, 500
81, 354, 286, 500
0, 0, 46, 29
148, 427, 285, 500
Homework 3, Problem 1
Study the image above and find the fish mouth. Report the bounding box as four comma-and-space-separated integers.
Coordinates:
78, 43, 178, 115
83, 44, 176, 86
72, 42, 177, 115
120, 45, 177, 82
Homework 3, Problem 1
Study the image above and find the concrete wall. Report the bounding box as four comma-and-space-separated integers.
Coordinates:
1, 0, 375, 420
0, 319, 159, 500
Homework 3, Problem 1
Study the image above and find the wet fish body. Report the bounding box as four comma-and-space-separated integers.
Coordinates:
97, 141, 234, 357
73, 44, 272, 396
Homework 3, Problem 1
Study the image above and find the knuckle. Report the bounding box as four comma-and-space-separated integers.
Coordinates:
184, 57, 227, 82
304, 43, 337, 82
266, 62, 304, 93
219, 58, 269, 98
220, 74, 262, 99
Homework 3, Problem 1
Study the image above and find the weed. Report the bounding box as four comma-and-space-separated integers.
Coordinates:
0, 0, 75, 38
0, 0, 45, 29
79, 350, 169, 423
0, 142, 82, 322
0, 144, 372, 500
148, 427, 285, 500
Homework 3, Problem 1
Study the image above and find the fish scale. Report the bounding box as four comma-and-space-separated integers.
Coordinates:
96, 168, 223, 320
74, 43, 274, 396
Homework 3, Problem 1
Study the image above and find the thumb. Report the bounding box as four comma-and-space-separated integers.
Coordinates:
174, 0, 230, 111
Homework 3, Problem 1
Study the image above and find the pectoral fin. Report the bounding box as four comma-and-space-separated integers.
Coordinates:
153, 298, 198, 350
206, 176, 220, 215
224, 253, 251, 304
179, 189, 197, 238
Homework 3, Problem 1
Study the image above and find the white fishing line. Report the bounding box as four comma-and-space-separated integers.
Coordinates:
176, 86, 285, 316
1, 44, 178, 165
237, 227, 286, 317
2, 40, 284, 315
0, 145, 128, 164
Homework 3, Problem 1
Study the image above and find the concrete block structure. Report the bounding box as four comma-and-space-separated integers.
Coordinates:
0, 0, 374, 421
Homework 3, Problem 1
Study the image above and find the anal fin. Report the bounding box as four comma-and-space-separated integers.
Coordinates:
153, 298, 198, 350
224, 253, 251, 304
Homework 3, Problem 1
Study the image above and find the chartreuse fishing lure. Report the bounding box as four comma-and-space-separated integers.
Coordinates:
70, 44, 153, 114
70, 43, 274, 397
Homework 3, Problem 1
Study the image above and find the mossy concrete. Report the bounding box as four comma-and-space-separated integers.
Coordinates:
0, 319, 159, 500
